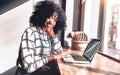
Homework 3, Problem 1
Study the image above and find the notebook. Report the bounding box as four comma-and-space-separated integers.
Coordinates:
63, 38, 102, 64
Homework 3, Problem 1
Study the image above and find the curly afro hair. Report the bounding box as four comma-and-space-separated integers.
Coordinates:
30, 0, 66, 34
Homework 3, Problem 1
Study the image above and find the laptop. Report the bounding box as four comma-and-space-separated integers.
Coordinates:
63, 38, 102, 64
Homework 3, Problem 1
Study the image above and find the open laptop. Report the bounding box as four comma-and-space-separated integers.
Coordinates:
63, 38, 102, 64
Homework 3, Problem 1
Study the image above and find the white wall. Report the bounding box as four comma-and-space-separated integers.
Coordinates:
64, 0, 74, 47
0, 1, 32, 73
84, 0, 100, 39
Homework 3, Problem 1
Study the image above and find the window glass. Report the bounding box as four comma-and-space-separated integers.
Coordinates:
105, 0, 120, 59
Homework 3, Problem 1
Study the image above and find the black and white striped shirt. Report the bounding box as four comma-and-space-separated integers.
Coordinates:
18, 26, 62, 73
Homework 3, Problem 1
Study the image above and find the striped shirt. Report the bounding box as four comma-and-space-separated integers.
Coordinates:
18, 26, 62, 73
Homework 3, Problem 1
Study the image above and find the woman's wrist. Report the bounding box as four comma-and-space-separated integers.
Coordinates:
50, 35, 56, 38
48, 55, 56, 62
53, 55, 56, 60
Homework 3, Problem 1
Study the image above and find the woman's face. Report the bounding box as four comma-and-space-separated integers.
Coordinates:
44, 12, 58, 30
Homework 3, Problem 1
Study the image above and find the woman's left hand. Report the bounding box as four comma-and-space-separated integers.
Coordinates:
54, 52, 68, 60
46, 28, 55, 37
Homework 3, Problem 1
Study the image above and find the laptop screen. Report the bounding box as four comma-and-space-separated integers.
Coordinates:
82, 38, 101, 62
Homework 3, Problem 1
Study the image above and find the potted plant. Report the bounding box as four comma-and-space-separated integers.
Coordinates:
70, 31, 88, 50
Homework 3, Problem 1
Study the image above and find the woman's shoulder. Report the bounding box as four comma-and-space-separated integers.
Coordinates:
23, 26, 38, 36
26, 26, 37, 30
25, 26, 37, 32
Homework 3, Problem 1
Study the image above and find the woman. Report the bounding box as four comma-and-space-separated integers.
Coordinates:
16, 0, 66, 75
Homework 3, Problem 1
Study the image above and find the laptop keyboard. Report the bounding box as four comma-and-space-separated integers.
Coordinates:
71, 54, 87, 61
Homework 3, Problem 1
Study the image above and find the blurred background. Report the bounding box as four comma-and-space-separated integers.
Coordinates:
0, 0, 120, 74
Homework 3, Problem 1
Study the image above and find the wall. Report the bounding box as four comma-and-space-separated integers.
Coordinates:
84, 0, 100, 39
73, 0, 79, 31
64, 0, 74, 47
0, 1, 32, 73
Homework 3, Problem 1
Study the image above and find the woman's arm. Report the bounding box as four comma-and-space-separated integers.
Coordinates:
46, 27, 63, 54
50, 36, 63, 53
46, 28, 64, 60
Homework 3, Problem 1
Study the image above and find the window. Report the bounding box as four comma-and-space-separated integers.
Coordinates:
104, 0, 120, 59
81, 0, 120, 60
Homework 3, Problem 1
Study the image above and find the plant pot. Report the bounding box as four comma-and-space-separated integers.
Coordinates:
71, 41, 88, 50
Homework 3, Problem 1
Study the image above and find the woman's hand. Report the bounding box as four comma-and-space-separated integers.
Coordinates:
46, 28, 55, 37
54, 52, 68, 60
48, 52, 68, 61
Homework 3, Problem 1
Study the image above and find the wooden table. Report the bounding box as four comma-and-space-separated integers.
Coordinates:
57, 48, 120, 75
